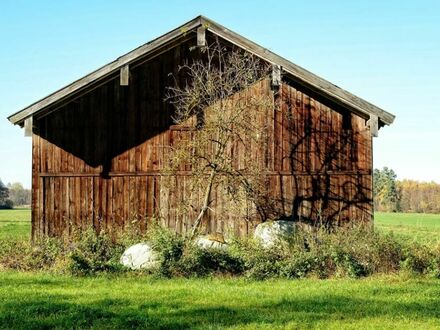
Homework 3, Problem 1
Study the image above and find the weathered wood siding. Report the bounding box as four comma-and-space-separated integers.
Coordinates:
31, 40, 373, 240
267, 83, 372, 226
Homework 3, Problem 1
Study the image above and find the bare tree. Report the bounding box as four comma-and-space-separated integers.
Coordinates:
8, 182, 31, 207
166, 42, 273, 237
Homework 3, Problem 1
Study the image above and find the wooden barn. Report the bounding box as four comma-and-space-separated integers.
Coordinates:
8, 16, 395, 240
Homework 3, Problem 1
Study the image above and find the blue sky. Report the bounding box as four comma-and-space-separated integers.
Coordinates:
1, 0, 439, 188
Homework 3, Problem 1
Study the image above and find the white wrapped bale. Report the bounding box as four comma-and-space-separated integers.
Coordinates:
254, 220, 295, 248
120, 243, 159, 270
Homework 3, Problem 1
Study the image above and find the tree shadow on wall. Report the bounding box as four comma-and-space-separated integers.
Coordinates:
262, 82, 373, 227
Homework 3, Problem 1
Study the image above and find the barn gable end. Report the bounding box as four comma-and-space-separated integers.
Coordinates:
8, 16, 394, 239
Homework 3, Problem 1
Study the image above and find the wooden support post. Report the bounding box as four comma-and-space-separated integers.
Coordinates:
197, 26, 206, 47
272, 64, 281, 88
120, 64, 130, 86
367, 114, 379, 137
24, 116, 33, 137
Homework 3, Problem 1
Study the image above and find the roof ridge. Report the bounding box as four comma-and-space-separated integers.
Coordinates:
7, 15, 395, 126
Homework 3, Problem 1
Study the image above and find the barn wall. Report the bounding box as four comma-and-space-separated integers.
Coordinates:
31, 38, 197, 239
31, 42, 373, 240
265, 83, 373, 225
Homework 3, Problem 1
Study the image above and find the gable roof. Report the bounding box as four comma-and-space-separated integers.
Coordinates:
7, 15, 395, 126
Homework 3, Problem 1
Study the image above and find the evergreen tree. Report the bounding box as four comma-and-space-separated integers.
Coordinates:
0, 179, 13, 209
373, 167, 400, 212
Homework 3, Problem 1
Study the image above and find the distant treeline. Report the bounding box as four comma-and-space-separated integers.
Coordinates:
374, 168, 440, 213
0, 179, 31, 209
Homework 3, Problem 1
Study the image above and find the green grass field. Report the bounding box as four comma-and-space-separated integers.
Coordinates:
0, 208, 31, 240
1, 209, 440, 329
0, 272, 439, 329
375, 212, 440, 244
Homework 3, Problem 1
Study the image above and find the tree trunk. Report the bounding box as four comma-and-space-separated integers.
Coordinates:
190, 169, 216, 239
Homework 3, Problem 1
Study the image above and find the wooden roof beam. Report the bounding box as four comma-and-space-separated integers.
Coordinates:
197, 26, 206, 47
272, 64, 282, 88
120, 64, 130, 86
367, 114, 379, 137
24, 116, 33, 137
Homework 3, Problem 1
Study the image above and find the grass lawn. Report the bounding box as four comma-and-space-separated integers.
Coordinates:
375, 212, 440, 244
0, 208, 31, 240
1, 209, 440, 329
0, 272, 439, 329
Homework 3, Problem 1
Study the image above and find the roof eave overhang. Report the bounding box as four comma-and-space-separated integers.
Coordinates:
7, 15, 395, 127
200, 16, 395, 126
7, 16, 204, 126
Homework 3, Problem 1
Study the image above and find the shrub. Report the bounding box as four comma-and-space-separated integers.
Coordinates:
67, 228, 124, 276
228, 237, 284, 279
26, 237, 63, 270
145, 226, 244, 277
0, 240, 30, 270
114, 219, 149, 247
365, 231, 403, 273
428, 244, 440, 278
331, 250, 367, 278
1, 221, 440, 280
0, 237, 62, 271
279, 254, 317, 279
146, 225, 185, 277
177, 244, 244, 277
400, 243, 434, 275
233, 226, 402, 280
302, 226, 402, 277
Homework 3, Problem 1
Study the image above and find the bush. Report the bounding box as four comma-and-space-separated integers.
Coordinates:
146, 225, 185, 277
177, 244, 244, 277
330, 250, 367, 278
131, 225, 410, 280
0, 239, 28, 270
145, 226, 244, 277
300, 226, 403, 277
0, 237, 62, 271
27, 237, 63, 270
67, 228, 124, 276
230, 238, 286, 279
279, 254, 316, 279
227, 226, 404, 280
1, 222, 440, 280
400, 243, 433, 275
428, 244, 440, 278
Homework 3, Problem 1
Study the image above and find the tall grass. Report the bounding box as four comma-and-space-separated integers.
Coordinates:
1, 223, 439, 279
